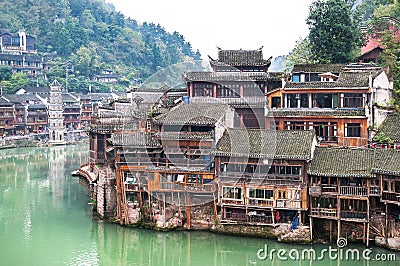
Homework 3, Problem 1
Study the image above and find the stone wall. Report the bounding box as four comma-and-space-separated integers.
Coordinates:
96, 166, 116, 219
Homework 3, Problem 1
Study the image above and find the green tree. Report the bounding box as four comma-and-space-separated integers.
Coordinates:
0, 66, 12, 81
0, 73, 29, 94
307, 0, 362, 63
285, 37, 318, 72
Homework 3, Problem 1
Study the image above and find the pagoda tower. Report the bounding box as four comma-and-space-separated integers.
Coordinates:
48, 80, 65, 145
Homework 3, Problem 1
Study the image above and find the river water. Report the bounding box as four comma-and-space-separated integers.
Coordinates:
0, 144, 398, 266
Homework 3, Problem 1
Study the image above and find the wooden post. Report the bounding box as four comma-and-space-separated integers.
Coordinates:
337, 220, 341, 241
186, 193, 191, 230
330, 220, 333, 243
367, 223, 370, 247
363, 223, 366, 244
213, 193, 217, 224
385, 203, 388, 241
116, 169, 123, 225
272, 209, 275, 225
310, 216, 313, 242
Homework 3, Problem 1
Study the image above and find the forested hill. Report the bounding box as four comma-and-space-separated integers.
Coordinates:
0, 0, 201, 85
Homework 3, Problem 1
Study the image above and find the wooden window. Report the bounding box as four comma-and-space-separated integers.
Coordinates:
222, 187, 242, 199
345, 123, 361, 137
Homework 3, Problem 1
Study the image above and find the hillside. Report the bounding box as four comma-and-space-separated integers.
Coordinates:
0, 0, 201, 92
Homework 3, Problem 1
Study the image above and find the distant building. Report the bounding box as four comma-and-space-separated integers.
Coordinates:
0, 30, 35, 54
48, 80, 65, 145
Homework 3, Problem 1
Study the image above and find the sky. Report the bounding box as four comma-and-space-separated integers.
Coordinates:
105, 0, 314, 60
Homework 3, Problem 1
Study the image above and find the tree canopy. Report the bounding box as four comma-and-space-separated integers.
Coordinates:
306, 0, 362, 63
0, 0, 201, 92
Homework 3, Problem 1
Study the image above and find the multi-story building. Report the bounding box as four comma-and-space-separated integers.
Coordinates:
0, 97, 15, 136
183, 47, 274, 129
266, 63, 393, 147
0, 30, 35, 54
215, 128, 316, 226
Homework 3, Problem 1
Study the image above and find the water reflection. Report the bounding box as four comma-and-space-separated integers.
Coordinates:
90, 219, 399, 266
0, 144, 398, 266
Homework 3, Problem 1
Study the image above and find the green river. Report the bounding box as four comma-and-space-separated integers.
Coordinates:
0, 144, 399, 266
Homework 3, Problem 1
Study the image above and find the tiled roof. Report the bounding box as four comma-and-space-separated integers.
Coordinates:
372, 149, 400, 176
285, 69, 382, 89
309, 147, 400, 178
215, 128, 315, 160
28, 104, 46, 110
2, 94, 41, 103
191, 96, 266, 108
62, 93, 79, 103
210, 48, 272, 67
154, 102, 231, 125
374, 113, 400, 143
268, 108, 366, 117
0, 97, 13, 106
183, 71, 269, 82
292, 64, 344, 73
111, 132, 160, 147
0, 53, 42, 62
21, 86, 50, 94
308, 147, 375, 178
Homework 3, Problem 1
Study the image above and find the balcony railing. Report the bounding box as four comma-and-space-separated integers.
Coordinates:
248, 198, 274, 207
340, 186, 368, 196
369, 186, 381, 196
340, 211, 367, 220
221, 198, 244, 205
382, 192, 400, 202
154, 182, 216, 193
311, 207, 337, 218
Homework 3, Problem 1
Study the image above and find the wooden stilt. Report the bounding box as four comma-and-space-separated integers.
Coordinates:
363, 223, 366, 244
271, 209, 275, 225
366, 223, 370, 247
385, 203, 388, 241
330, 220, 333, 243
213, 193, 217, 224
310, 216, 313, 242
186, 193, 191, 230
337, 220, 341, 241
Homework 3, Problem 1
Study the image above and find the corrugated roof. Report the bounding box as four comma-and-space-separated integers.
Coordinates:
215, 128, 315, 160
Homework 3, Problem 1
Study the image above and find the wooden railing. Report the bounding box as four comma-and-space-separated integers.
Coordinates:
311, 207, 337, 218
154, 182, 216, 193
248, 198, 274, 207
340, 211, 367, 220
340, 186, 368, 196
221, 198, 244, 205
382, 192, 400, 202
369, 186, 381, 196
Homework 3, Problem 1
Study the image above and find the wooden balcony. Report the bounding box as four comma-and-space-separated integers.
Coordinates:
311, 207, 337, 218
221, 198, 244, 205
382, 192, 400, 203
339, 186, 368, 197
369, 186, 381, 196
276, 199, 302, 209
152, 182, 216, 193
248, 198, 274, 207
340, 211, 367, 221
